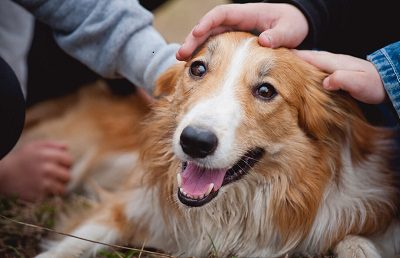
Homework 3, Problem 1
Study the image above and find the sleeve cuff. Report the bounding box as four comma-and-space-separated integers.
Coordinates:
368, 42, 400, 118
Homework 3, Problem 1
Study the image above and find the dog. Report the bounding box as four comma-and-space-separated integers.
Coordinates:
26, 32, 399, 257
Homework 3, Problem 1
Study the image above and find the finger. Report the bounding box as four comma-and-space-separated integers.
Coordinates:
176, 33, 206, 61
293, 50, 369, 73
324, 70, 385, 104
259, 21, 296, 48
39, 140, 69, 150
43, 179, 66, 196
258, 30, 274, 48
322, 76, 335, 90
43, 162, 71, 183
53, 167, 71, 184
259, 27, 293, 48
293, 50, 340, 73
178, 3, 273, 61
193, 4, 249, 37
325, 70, 362, 92
177, 26, 232, 61
43, 148, 73, 167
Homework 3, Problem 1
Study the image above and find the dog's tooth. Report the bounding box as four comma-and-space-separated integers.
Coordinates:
177, 173, 182, 187
205, 183, 214, 196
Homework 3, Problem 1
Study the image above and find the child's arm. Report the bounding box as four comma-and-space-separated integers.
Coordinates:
13, 0, 179, 92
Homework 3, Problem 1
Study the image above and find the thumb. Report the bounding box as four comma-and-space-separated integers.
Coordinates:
259, 23, 300, 49
323, 71, 361, 93
322, 70, 372, 104
258, 29, 285, 48
322, 76, 338, 91
323, 70, 383, 104
258, 30, 273, 48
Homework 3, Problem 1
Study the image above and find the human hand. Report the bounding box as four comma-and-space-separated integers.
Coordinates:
293, 50, 386, 104
0, 140, 73, 201
176, 3, 309, 61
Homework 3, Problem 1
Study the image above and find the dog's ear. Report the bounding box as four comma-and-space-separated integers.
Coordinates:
297, 75, 348, 141
154, 63, 184, 98
298, 74, 386, 164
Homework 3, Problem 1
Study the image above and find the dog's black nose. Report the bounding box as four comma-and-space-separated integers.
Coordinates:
180, 126, 218, 158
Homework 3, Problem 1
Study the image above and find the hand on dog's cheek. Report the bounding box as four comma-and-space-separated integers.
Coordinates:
293, 50, 387, 104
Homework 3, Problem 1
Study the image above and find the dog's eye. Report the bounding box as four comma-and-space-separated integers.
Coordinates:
253, 83, 277, 101
189, 61, 207, 78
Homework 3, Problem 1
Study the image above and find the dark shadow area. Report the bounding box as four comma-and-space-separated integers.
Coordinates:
27, 0, 170, 107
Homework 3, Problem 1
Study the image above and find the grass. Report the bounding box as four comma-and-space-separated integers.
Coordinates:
98, 250, 142, 258
0, 196, 336, 258
0, 196, 60, 258
0, 196, 170, 258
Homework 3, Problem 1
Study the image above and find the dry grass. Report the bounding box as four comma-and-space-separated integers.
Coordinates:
0, 196, 169, 258
0, 196, 336, 258
0, 196, 61, 257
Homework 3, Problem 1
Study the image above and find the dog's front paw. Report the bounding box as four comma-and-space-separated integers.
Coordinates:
335, 235, 381, 258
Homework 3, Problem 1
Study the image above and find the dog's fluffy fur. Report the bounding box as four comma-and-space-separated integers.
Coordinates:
26, 32, 399, 258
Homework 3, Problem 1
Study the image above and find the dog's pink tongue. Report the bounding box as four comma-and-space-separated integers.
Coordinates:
181, 162, 227, 196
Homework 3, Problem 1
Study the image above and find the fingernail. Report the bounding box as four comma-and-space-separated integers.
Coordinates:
193, 24, 201, 35
323, 77, 331, 89
266, 34, 272, 45
176, 48, 185, 61
262, 33, 273, 48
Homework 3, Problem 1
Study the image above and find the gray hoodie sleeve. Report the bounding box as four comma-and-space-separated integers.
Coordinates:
13, 0, 179, 93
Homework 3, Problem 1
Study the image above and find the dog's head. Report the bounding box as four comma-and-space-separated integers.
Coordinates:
149, 32, 393, 229
145, 32, 397, 254
154, 32, 364, 207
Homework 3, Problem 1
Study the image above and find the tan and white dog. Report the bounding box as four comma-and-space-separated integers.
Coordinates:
26, 32, 399, 258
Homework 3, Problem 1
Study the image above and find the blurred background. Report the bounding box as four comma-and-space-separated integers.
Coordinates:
154, 0, 228, 43
26, 0, 232, 107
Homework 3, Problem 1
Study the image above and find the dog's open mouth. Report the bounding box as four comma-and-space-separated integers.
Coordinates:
177, 147, 265, 207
